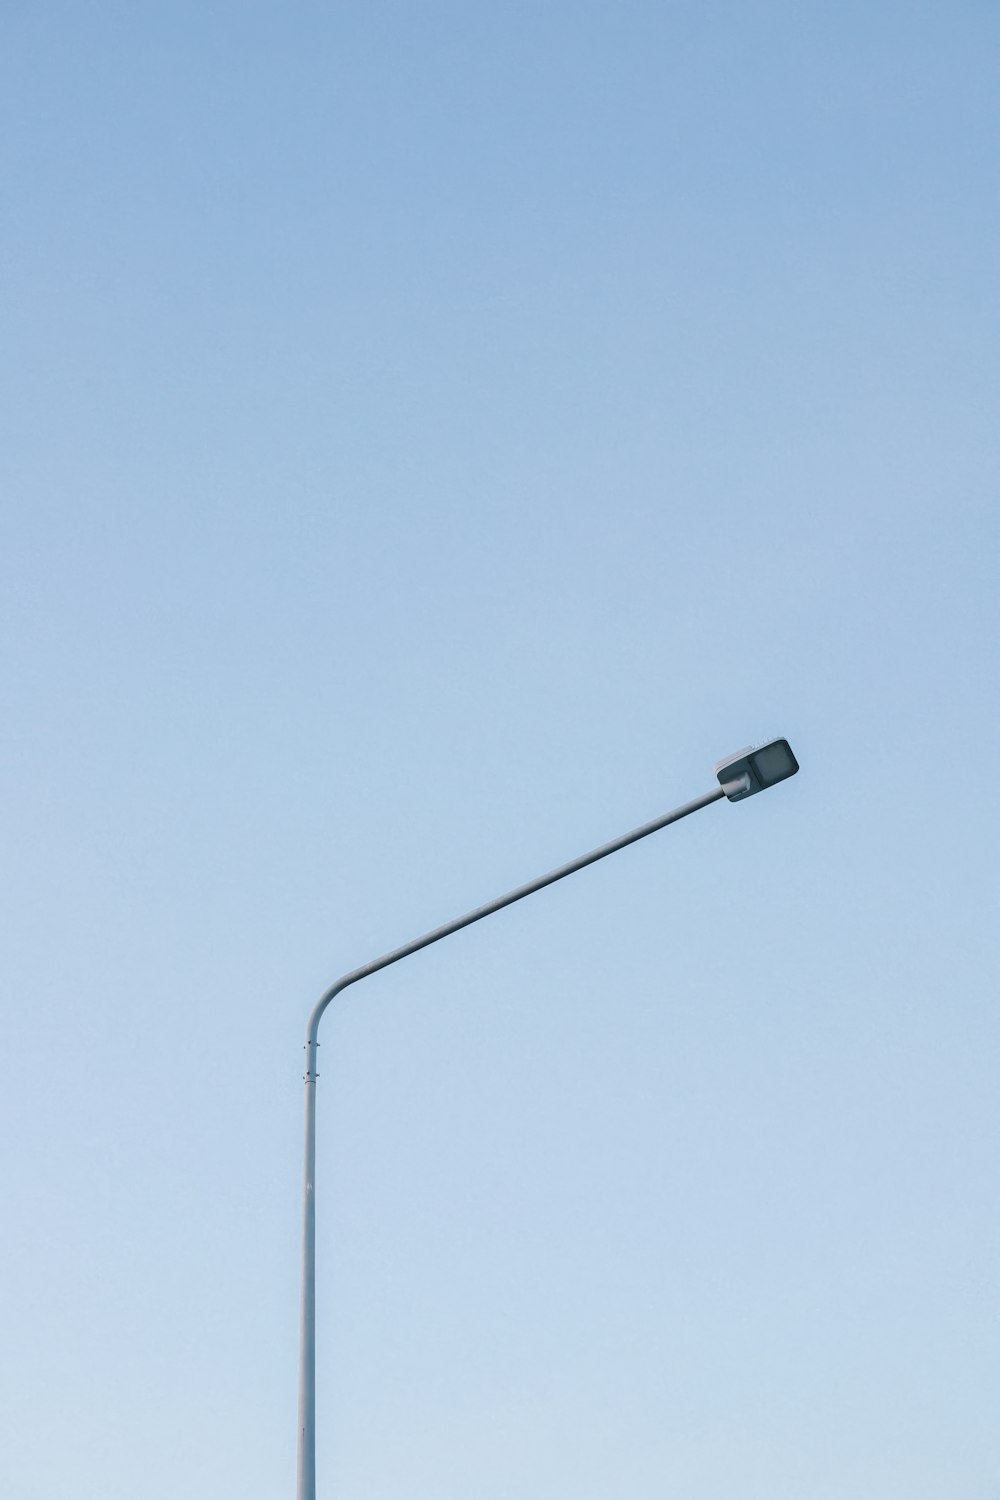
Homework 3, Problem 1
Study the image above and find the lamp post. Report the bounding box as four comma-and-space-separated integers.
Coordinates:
296, 739, 799, 1500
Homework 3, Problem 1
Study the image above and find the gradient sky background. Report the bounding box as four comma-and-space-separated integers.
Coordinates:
2, 4, 998, 1497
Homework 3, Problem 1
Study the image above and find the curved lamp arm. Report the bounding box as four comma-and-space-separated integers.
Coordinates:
303, 783, 725, 1075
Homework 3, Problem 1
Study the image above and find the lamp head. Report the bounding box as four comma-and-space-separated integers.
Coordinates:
715, 738, 799, 801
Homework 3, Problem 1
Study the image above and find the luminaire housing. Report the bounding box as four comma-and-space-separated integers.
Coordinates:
715, 737, 799, 801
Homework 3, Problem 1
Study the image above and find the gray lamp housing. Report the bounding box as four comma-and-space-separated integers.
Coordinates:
715, 738, 799, 801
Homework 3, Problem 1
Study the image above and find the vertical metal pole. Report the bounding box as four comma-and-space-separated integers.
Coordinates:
296, 1036, 318, 1500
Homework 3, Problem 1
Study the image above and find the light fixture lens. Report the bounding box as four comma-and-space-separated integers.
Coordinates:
715, 738, 799, 800
749, 740, 798, 788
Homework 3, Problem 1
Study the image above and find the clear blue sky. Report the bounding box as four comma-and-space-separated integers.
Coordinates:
2, 4, 998, 1497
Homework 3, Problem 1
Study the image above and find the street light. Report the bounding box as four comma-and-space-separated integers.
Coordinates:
296, 740, 800, 1500
714, 737, 799, 801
